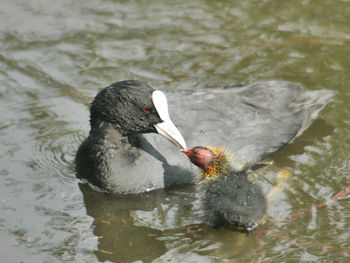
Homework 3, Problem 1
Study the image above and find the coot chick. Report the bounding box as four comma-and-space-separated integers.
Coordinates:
182, 146, 266, 231
76, 80, 186, 193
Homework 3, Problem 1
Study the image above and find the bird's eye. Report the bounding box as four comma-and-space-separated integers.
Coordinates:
142, 108, 150, 113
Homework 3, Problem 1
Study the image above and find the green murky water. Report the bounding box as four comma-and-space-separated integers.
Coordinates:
1, 0, 350, 262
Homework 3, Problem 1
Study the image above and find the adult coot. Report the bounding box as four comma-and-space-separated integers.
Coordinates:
181, 146, 266, 231
76, 80, 334, 194
76, 80, 187, 193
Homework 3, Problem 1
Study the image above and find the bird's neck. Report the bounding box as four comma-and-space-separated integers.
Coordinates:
90, 119, 124, 136
89, 122, 131, 149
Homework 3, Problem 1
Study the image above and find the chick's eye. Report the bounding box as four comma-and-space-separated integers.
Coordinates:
141, 108, 150, 113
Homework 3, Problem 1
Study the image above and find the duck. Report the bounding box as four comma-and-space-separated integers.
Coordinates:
181, 146, 266, 231
76, 80, 334, 194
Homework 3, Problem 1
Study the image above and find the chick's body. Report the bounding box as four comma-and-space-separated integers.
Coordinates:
183, 146, 266, 231
202, 171, 266, 230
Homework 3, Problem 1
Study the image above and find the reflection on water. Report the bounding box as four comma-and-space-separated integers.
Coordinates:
79, 183, 261, 263
1, 0, 350, 262
79, 183, 168, 262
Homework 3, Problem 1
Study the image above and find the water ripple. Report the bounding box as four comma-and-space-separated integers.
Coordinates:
1, 0, 350, 262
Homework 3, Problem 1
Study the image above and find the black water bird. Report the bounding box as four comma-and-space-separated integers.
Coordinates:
182, 146, 266, 231
76, 80, 187, 193
76, 80, 334, 194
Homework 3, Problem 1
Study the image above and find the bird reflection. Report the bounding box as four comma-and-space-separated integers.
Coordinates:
79, 183, 168, 262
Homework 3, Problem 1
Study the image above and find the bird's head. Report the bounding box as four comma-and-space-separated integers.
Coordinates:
90, 80, 186, 149
181, 146, 232, 178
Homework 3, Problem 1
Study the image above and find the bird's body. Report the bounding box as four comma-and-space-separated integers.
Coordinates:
170, 81, 334, 171
201, 171, 266, 230
76, 80, 334, 194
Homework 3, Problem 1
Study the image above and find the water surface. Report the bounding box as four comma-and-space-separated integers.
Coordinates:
1, 0, 350, 262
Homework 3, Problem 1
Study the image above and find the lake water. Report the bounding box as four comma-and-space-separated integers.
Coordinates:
1, 0, 350, 262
